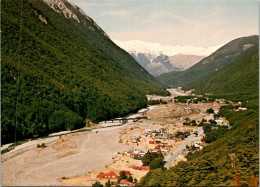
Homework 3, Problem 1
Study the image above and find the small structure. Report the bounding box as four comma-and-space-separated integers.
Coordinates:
215, 119, 224, 125
97, 171, 118, 179
161, 148, 169, 153
150, 149, 161, 154
120, 180, 135, 186
238, 107, 247, 111
182, 150, 189, 156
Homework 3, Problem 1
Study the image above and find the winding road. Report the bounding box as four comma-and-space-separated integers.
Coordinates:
164, 127, 203, 169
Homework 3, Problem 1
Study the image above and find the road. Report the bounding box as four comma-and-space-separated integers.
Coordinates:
164, 127, 203, 169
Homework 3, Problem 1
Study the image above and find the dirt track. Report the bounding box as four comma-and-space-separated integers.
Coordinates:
1, 126, 130, 186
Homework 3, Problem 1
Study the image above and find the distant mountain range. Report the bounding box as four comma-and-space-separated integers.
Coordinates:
113, 40, 221, 76
157, 35, 259, 87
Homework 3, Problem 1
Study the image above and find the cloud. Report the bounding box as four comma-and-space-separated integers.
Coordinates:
173, 15, 202, 26
113, 39, 223, 56
102, 10, 132, 18
142, 11, 171, 24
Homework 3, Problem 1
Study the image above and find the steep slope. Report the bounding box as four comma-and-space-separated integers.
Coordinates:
140, 39, 259, 186
169, 54, 205, 70
157, 35, 259, 87
130, 53, 183, 76
183, 45, 259, 97
140, 107, 259, 186
130, 52, 151, 68
1, 0, 168, 144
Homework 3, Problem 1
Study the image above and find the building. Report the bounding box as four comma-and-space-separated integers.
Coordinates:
238, 107, 247, 111
215, 119, 224, 125
97, 171, 118, 179
120, 180, 135, 186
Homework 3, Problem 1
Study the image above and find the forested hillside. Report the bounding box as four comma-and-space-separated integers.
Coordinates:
139, 41, 259, 186
183, 45, 259, 100
157, 35, 258, 87
140, 106, 259, 186
1, 0, 168, 144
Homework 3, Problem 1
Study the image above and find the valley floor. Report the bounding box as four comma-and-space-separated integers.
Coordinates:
1, 89, 218, 186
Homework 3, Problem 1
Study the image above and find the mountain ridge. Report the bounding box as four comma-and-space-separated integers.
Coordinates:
157, 35, 259, 87
1, 0, 168, 144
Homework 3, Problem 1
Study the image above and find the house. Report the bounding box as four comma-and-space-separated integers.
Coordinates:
120, 170, 131, 176
215, 119, 223, 125
150, 149, 161, 154
156, 135, 168, 139
215, 99, 225, 103
97, 171, 118, 179
206, 104, 221, 109
238, 107, 247, 111
168, 138, 176, 142
161, 148, 169, 153
125, 150, 133, 156
134, 149, 149, 155
133, 166, 150, 171
182, 150, 189, 156
144, 132, 152, 137
130, 153, 141, 158
148, 141, 155, 144
120, 180, 135, 186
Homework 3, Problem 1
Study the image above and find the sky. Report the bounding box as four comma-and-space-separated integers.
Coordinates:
70, 0, 259, 48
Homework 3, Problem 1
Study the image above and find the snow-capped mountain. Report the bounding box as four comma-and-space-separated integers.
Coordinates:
113, 40, 215, 76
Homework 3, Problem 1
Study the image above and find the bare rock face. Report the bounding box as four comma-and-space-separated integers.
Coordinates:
243, 44, 254, 51
42, 0, 109, 38
43, 0, 80, 23
34, 11, 48, 24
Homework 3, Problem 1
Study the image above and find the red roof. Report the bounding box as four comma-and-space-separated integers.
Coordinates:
130, 153, 140, 157
97, 172, 105, 178
120, 180, 135, 186
97, 171, 118, 179
206, 105, 220, 108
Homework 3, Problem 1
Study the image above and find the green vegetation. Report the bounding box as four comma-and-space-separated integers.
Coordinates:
1, 0, 168, 144
147, 99, 167, 105
206, 108, 214, 114
175, 131, 190, 139
140, 104, 259, 186
142, 152, 165, 170
183, 45, 259, 100
92, 181, 103, 187
36, 143, 47, 148
174, 96, 207, 103
157, 35, 258, 87
140, 43, 259, 186
201, 123, 229, 143
117, 171, 134, 184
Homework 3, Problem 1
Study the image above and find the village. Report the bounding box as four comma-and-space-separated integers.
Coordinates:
59, 89, 237, 186
1, 89, 240, 186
